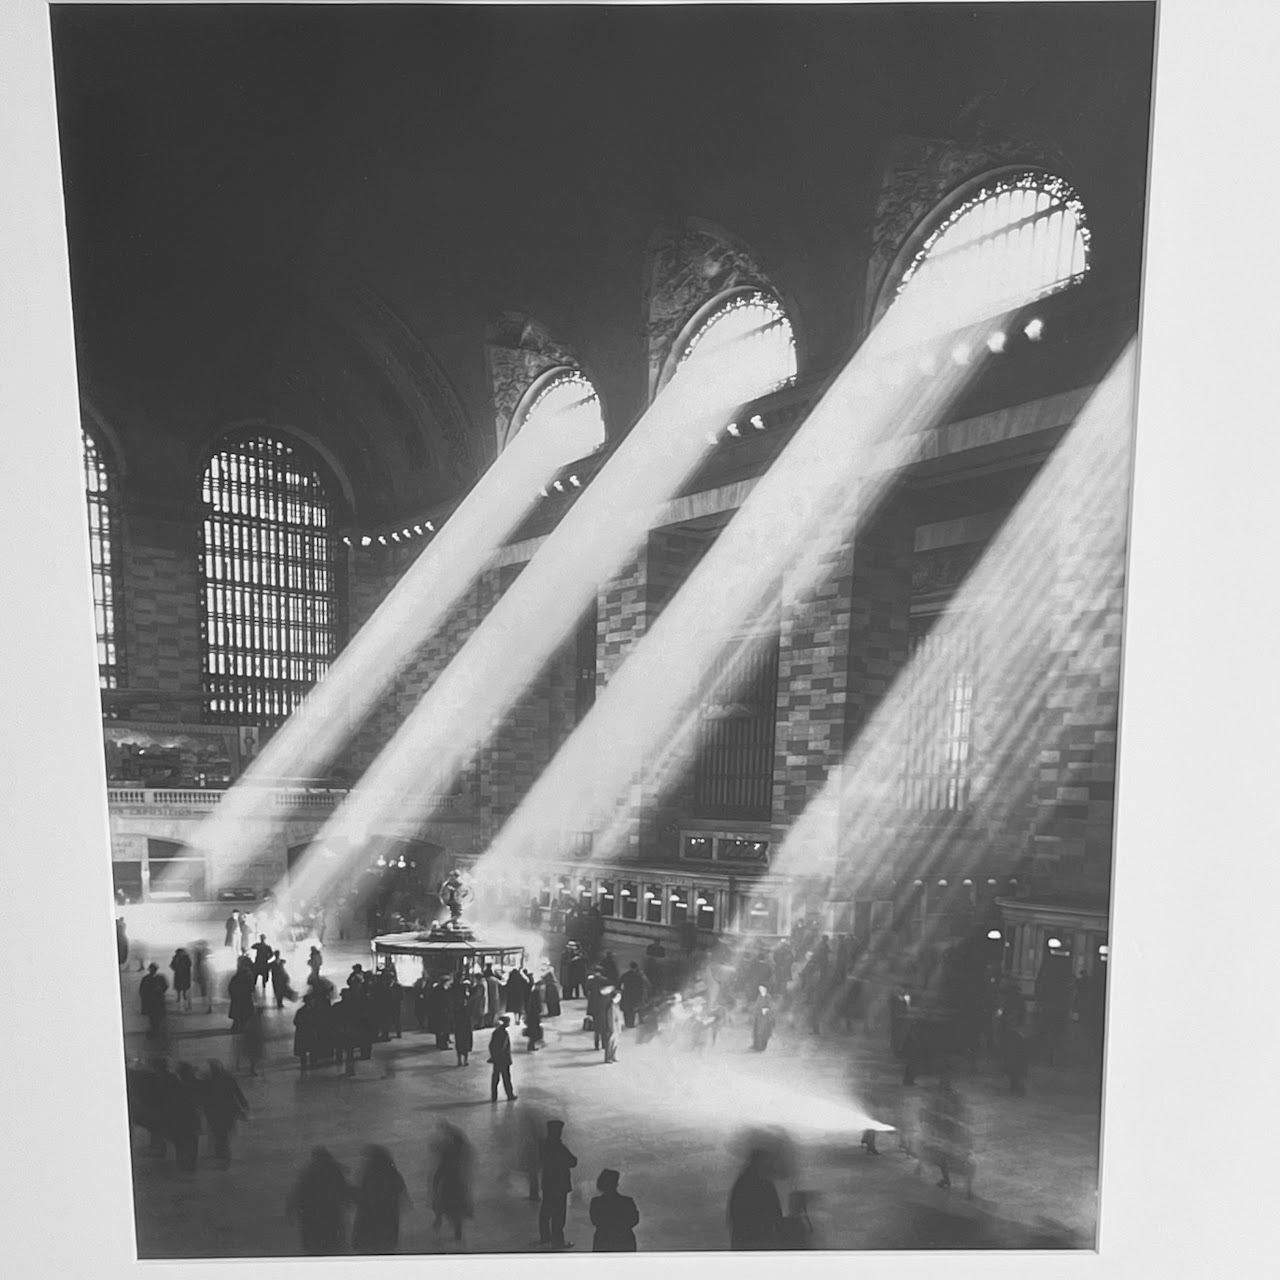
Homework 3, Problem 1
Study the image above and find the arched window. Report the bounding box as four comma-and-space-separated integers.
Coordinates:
81, 427, 122, 689
895, 171, 1090, 329
199, 432, 342, 726
513, 369, 606, 471
675, 290, 796, 402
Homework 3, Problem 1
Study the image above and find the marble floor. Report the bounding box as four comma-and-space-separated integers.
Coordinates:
121, 941, 1103, 1257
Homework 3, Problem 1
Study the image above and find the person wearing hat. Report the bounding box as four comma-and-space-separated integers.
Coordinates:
589, 1169, 639, 1252
537, 1120, 578, 1249
488, 1016, 516, 1102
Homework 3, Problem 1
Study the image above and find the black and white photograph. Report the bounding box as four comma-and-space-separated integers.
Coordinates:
7, 0, 1275, 1273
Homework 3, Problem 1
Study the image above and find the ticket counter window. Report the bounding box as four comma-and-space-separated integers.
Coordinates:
619, 882, 639, 921
598, 881, 616, 918
742, 897, 779, 934
669, 890, 689, 928
644, 884, 663, 925
695, 889, 716, 932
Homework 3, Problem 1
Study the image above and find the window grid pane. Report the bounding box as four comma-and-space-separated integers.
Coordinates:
518, 370, 607, 471
82, 428, 122, 690
200, 434, 341, 726
901, 624, 977, 812
678, 291, 797, 404
896, 172, 1091, 328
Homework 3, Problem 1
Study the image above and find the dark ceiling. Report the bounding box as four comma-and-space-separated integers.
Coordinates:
50, 3, 1156, 522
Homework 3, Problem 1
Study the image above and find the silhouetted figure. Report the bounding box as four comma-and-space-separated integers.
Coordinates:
192, 940, 212, 1013
431, 1125, 474, 1244
728, 1148, 783, 1250
568, 947, 587, 1000
538, 1120, 578, 1248
466, 975, 485, 1031
543, 971, 562, 1019
294, 995, 320, 1072
483, 966, 502, 1027
750, 987, 775, 1052
116, 917, 129, 968
239, 1005, 266, 1076
169, 1063, 203, 1172
585, 970, 604, 1049
251, 935, 274, 991
504, 967, 529, 1025
353, 1145, 409, 1255
238, 913, 253, 955
269, 952, 296, 1009
287, 1147, 352, 1255
139, 964, 168, 1039
601, 950, 619, 985
488, 1017, 516, 1101
590, 1168, 639, 1252
524, 981, 545, 1052
224, 911, 239, 951
170, 948, 192, 1010
427, 979, 452, 1049
308, 946, 323, 982
453, 986, 475, 1066
517, 1107, 544, 1200
619, 962, 647, 1029
560, 943, 581, 999
228, 957, 257, 1034
201, 1059, 248, 1165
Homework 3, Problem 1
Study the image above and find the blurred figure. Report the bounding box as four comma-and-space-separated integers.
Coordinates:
170, 948, 192, 1011
589, 1168, 639, 1252
922, 1065, 975, 1197
482, 965, 501, 1027
780, 1191, 815, 1249
488, 1016, 516, 1101
139, 963, 168, 1040
600, 986, 620, 1064
201, 1059, 248, 1165
294, 993, 319, 1073
538, 1120, 578, 1249
504, 966, 529, 1026
228, 955, 256, 1033
238, 912, 253, 956
516, 1106, 544, 1200
543, 969, 562, 1020
169, 1063, 203, 1173
287, 1147, 352, 1255
600, 950, 619, 985
430, 1124, 475, 1244
466, 973, 486, 1031
524, 978, 544, 1052
192, 940, 213, 1014
224, 910, 239, 952
560, 943, 581, 999
116, 917, 129, 968
750, 986, 775, 1052
453, 983, 475, 1066
239, 1005, 266, 1077
427, 977, 452, 1049
268, 951, 296, 1009
353, 1145, 409, 1255
727, 1147, 783, 1249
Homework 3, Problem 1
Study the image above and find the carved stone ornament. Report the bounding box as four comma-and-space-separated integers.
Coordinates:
865, 129, 1074, 327
642, 219, 778, 398
484, 312, 580, 452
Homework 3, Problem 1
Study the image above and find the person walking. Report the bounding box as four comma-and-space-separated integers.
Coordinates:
750, 986, 776, 1052
224, 910, 239, 952
287, 1147, 352, 1256
589, 1169, 639, 1251
201, 1059, 248, 1166
139, 963, 169, 1041
543, 970, 562, 1020
430, 1125, 475, 1245
170, 948, 193, 1011
251, 934, 274, 992
619, 962, 647, 1029
923, 1064, 975, 1196
537, 1120, 578, 1249
238, 912, 253, 956
504, 966, 529, 1026
353, 1145, 409, 1255
269, 951, 297, 1010
488, 1016, 516, 1101
727, 1147, 784, 1249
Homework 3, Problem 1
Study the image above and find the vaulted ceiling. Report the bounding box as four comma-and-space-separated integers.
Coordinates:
50, 3, 1155, 524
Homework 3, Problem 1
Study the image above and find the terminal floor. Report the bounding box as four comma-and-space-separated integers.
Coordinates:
121, 942, 1103, 1257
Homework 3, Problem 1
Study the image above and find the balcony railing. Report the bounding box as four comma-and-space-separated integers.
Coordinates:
106, 787, 468, 816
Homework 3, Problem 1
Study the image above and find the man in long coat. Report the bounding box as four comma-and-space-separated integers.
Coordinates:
504, 967, 529, 1025
619, 962, 647, 1029
488, 1017, 516, 1101
537, 1120, 578, 1248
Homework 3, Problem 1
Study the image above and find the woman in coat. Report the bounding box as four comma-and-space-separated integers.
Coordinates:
524, 981, 544, 1051
543, 971, 562, 1019
589, 1169, 640, 1251
430, 1125, 474, 1244
352, 1145, 409, 1254
503, 967, 528, 1025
